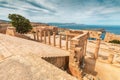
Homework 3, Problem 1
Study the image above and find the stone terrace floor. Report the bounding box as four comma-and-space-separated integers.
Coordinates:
26, 34, 120, 58
0, 34, 70, 58
0, 33, 77, 80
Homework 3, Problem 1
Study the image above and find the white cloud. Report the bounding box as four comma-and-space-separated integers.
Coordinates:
34, 0, 57, 10
0, 0, 120, 25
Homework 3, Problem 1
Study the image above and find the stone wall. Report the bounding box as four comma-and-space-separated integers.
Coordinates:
0, 26, 7, 34
42, 56, 69, 70
104, 32, 120, 42
69, 31, 89, 79
6, 27, 15, 36
32, 26, 58, 33
88, 30, 102, 39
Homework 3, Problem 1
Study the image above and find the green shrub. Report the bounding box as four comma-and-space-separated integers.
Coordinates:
8, 14, 32, 34
109, 40, 120, 44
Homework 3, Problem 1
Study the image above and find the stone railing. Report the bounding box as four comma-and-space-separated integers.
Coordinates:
33, 29, 80, 50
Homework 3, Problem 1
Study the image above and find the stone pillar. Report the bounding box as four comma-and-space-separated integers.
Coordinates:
59, 34, 62, 48
40, 30, 42, 42
94, 38, 101, 59
66, 35, 68, 50
83, 39, 87, 56
36, 31, 39, 41
53, 32, 56, 46
44, 31, 46, 44
108, 54, 114, 64
33, 32, 36, 40
48, 31, 51, 45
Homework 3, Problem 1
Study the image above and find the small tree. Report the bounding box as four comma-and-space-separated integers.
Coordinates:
8, 14, 32, 34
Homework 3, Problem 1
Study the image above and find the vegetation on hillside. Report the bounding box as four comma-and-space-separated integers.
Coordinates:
8, 14, 32, 34
109, 40, 120, 44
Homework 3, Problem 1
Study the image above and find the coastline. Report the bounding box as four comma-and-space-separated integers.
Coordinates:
48, 23, 120, 35
49, 24, 120, 40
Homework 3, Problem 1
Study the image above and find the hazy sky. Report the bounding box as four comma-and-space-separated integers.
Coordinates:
0, 0, 120, 25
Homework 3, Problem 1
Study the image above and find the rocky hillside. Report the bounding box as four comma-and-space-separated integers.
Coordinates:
0, 19, 9, 23
0, 19, 49, 27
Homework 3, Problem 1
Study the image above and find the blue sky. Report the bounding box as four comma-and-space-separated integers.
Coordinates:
0, 0, 120, 25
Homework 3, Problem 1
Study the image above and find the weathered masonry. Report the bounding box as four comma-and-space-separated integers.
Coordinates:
31, 28, 90, 80
4, 26, 104, 80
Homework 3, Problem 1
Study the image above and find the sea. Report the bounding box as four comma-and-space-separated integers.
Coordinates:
48, 23, 120, 40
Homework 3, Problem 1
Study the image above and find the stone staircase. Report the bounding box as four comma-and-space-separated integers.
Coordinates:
28, 30, 89, 80
0, 33, 78, 80
0, 29, 89, 80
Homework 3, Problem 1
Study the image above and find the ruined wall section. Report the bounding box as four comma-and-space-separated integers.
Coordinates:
69, 31, 89, 80
104, 32, 120, 42
6, 27, 15, 36
88, 30, 101, 39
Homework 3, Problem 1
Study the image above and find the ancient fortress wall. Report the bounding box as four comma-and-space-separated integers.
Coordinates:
104, 32, 120, 42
